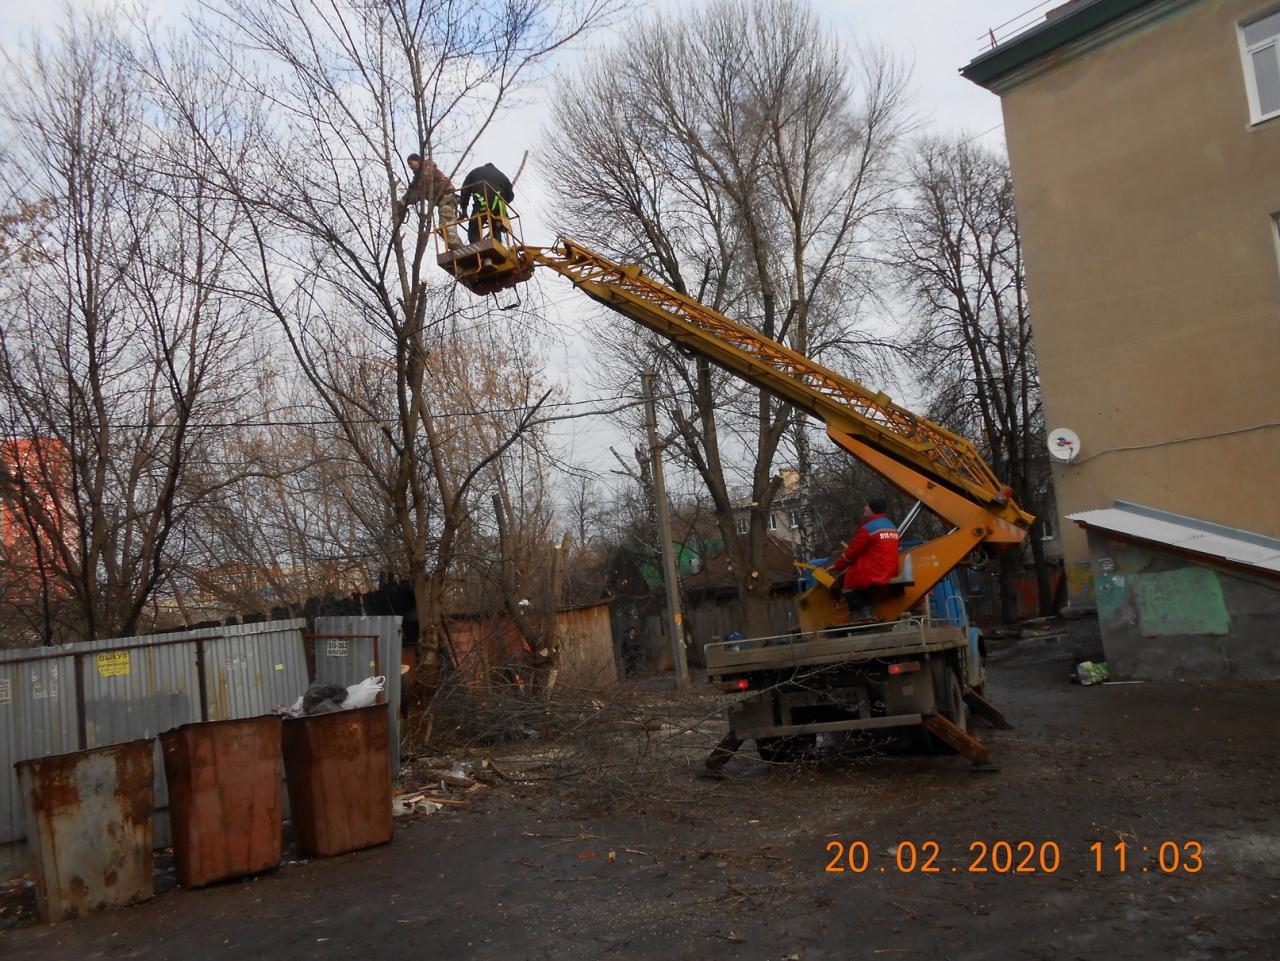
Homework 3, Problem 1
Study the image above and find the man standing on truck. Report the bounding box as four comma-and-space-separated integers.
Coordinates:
829, 498, 900, 621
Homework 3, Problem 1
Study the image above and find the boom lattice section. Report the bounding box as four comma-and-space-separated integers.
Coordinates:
532, 239, 1029, 522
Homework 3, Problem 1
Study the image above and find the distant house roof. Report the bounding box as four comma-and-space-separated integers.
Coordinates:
962, 0, 1170, 90
681, 535, 800, 595
1069, 501, 1280, 577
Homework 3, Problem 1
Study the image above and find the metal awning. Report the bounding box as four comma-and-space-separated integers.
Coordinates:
1069, 501, 1280, 577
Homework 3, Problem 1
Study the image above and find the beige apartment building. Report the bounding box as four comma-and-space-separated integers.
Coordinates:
964, 0, 1280, 606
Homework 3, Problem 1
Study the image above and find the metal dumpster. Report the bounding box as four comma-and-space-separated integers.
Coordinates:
160, 715, 283, 887
16, 739, 155, 922
282, 704, 392, 857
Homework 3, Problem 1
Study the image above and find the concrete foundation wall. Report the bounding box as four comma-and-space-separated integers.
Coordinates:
1085, 530, 1280, 680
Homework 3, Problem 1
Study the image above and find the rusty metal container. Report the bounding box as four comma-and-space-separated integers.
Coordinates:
159, 715, 283, 887
282, 705, 392, 857
15, 739, 155, 922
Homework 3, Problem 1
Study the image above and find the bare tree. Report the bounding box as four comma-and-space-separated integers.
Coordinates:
558, 473, 612, 606
0, 14, 259, 643
892, 137, 1054, 617
142, 0, 616, 683
176, 383, 384, 623
543, 0, 908, 634
491, 449, 571, 693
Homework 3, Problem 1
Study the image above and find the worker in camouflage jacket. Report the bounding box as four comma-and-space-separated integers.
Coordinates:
399, 152, 461, 249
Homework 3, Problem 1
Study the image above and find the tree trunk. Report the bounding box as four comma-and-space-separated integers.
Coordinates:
740, 586, 773, 638
412, 568, 445, 688
998, 548, 1021, 625
541, 532, 571, 699
1028, 522, 1054, 616
742, 520, 774, 637
794, 423, 815, 561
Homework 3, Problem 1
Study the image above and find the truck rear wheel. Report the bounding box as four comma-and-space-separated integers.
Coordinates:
943, 668, 968, 733
755, 735, 816, 764
914, 669, 968, 755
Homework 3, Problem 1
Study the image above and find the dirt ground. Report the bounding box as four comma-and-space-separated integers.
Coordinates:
4, 617, 1279, 960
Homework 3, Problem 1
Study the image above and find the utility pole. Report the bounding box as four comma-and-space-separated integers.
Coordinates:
641, 370, 689, 689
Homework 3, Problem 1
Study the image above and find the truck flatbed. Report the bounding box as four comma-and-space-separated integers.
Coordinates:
704, 617, 966, 678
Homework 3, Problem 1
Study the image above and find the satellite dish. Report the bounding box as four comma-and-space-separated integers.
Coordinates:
1047, 427, 1081, 463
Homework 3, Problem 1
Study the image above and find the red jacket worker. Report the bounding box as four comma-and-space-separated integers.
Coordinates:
829, 498, 900, 621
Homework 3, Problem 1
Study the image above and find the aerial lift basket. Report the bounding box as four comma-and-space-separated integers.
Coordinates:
434, 204, 534, 296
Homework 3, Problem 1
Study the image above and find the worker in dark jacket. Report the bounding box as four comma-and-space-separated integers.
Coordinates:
399, 152, 461, 249
829, 498, 901, 621
459, 163, 515, 244
621, 626, 642, 677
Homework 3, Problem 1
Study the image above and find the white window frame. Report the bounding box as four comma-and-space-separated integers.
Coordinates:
735, 515, 748, 535
767, 513, 778, 532
1240, 9, 1280, 125
787, 509, 800, 530
1273, 213, 1280, 272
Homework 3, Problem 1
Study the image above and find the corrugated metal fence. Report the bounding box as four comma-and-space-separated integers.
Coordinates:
0, 620, 309, 875
312, 615, 403, 773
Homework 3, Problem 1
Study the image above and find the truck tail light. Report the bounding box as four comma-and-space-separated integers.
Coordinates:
719, 678, 750, 692
888, 661, 921, 675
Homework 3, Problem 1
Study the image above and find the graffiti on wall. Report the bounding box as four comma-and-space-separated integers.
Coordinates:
1094, 554, 1231, 639
1066, 561, 1095, 606
1132, 567, 1230, 637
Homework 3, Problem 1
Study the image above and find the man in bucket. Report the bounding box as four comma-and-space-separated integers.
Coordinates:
829, 498, 900, 622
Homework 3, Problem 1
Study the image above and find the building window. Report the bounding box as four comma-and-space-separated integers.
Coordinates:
767, 513, 778, 532
787, 509, 801, 530
735, 516, 748, 535
1241, 10, 1280, 123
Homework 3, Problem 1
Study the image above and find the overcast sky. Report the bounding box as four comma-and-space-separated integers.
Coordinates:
516, 1, 1048, 480
1, 0, 1049, 491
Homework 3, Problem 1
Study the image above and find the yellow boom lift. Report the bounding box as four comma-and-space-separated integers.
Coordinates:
435, 206, 1033, 636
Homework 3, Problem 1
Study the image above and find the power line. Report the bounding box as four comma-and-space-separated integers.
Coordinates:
2, 389, 690, 433
1072, 420, 1280, 466
959, 123, 1004, 146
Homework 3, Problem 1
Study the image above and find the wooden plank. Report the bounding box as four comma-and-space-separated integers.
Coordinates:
923, 715, 992, 767
704, 732, 744, 772
419, 795, 470, 808
964, 690, 1013, 730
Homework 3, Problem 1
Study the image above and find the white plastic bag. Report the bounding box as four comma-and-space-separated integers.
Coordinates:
343, 675, 385, 709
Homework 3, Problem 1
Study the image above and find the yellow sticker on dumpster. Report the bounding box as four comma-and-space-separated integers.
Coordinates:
96, 651, 130, 678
